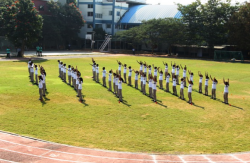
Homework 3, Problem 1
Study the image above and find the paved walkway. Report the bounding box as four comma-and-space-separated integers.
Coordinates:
0, 131, 249, 163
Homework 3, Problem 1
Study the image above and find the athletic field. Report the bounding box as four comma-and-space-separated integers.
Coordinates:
0, 55, 249, 154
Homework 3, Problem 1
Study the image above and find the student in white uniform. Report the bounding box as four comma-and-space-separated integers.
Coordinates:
163, 61, 168, 79
187, 77, 193, 104
71, 68, 75, 87
29, 62, 34, 82
171, 61, 176, 80
96, 64, 99, 83
90, 63, 96, 81
181, 65, 187, 87
128, 66, 132, 86
223, 78, 229, 104
188, 70, 194, 82
140, 72, 144, 92
133, 70, 139, 89
67, 65, 71, 85
204, 72, 209, 96
76, 72, 80, 94
148, 75, 153, 98
78, 77, 83, 101
38, 75, 43, 101
148, 65, 152, 80
102, 67, 107, 87
122, 64, 127, 83
58, 60, 61, 77
118, 77, 124, 102
115, 74, 119, 97
152, 77, 157, 102
108, 70, 112, 91
117, 60, 122, 75
166, 73, 171, 92
63, 64, 67, 82
176, 65, 180, 85
142, 73, 147, 95
28, 59, 31, 78
158, 69, 163, 89
210, 75, 218, 100
180, 78, 184, 100
113, 72, 116, 95
172, 75, 177, 96
60, 62, 63, 80
137, 60, 143, 74
198, 71, 203, 93
42, 70, 46, 96
35, 65, 38, 85
143, 62, 147, 79
152, 64, 159, 78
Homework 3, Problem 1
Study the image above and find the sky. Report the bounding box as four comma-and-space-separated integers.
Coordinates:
146, 0, 248, 5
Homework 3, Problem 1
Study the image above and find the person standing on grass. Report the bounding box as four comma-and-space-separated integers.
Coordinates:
29, 62, 34, 83
67, 65, 71, 86
38, 75, 43, 101
172, 75, 177, 96
102, 67, 107, 87
187, 77, 193, 104
152, 76, 157, 102
60, 62, 63, 80
133, 70, 139, 89
140, 71, 144, 92
128, 66, 132, 86
115, 73, 119, 97
35, 65, 38, 85
96, 64, 99, 83
58, 60, 61, 77
142, 73, 147, 95
148, 65, 152, 80
71, 67, 75, 88
166, 72, 171, 92
163, 61, 168, 79
180, 78, 184, 100
176, 65, 180, 85
118, 76, 124, 102
63, 64, 67, 82
36, 45, 40, 56
152, 64, 159, 78
204, 72, 209, 96
113, 72, 116, 94
28, 59, 31, 78
158, 69, 164, 89
78, 77, 83, 102
148, 74, 153, 98
171, 61, 176, 80
90, 62, 96, 81
108, 70, 112, 91
180, 65, 187, 87
137, 61, 143, 74
210, 75, 218, 100
223, 78, 229, 104
76, 72, 80, 96
41, 70, 46, 96
143, 62, 147, 79
39, 46, 43, 56
117, 60, 122, 75
198, 71, 203, 93
122, 63, 127, 83
188, 70, 194, 82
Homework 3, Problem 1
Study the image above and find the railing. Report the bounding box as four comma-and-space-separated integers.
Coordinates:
99, 35, 112, 52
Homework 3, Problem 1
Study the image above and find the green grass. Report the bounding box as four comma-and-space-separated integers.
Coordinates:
0, 56, 250, 154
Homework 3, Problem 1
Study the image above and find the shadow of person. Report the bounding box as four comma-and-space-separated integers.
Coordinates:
155, 100, 167, 108
120, 99, 131, 107
80, 99, 88, 106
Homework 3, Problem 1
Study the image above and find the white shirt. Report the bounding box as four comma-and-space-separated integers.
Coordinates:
39, 79, 43, 88
172, 66, 175, 73
183, 69, 186, 77
166, 76, 170, 83
103, 70, 106, 77
42, 74, 46, 84
118, 65, 121, 71
93, 65, 96, 72
140, 76, 144, 82
123, 67, 127, 74
140, 65, 143, 71
143, 77, 146, 85
176, 67, 180, 75
188, 84, 193, 93
60, 64, 63, 71
128, 69, 132, 77
224, 85, 229, 93
30, 64, 34, 73
199, 76, 203, 83
180, 81, 184, 89
68, 68, 71, 76
76, 77, 79, 85
205, 78, 209, 86
78, 81, 82, 89
165, 65, 168, 71
115, 77, 119, 85
135, 73, 138, 80
148, 68, 152, 74
118, 80, 122, 89
143, 66, 147, 73
96, 67, 99, 73
35, 68, 38, 75
212, 81, 217, 89
173, 78, 176, 86
109, 73, 112, 81
58, 63, 61, 68
149, 79, 152, 88
154, 69, 157, 76
152, 81, 157, 90
28, 61, 31, 68
190, 75, 193, 82
159, 73, 163, 80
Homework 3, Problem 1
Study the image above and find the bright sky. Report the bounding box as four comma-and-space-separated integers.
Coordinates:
146, 0, 248, 5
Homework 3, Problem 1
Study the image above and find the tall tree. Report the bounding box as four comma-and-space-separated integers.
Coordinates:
228, 2, 250, 50
1, 0, 43, 56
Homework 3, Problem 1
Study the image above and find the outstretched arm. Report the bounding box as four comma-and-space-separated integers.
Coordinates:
210, 75, 213, 81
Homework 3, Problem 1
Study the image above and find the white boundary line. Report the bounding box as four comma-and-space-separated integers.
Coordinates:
203, 155, 215, 163
151, 155, 158, 163
231, 154, 246, 163
178, 156, 187, 163
0, 158, 17, 163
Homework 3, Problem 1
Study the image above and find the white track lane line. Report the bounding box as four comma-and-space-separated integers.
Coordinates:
178, 156, 187, 163
230, 155, 246, 163
151, 155, 158, 163
0, 158, 17, 163
203, 155, 215, 163
0, 140, 153, 162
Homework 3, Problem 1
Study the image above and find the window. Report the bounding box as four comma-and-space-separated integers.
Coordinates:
117, 11, 120, 16
39, 5, 44, 11
95, 13, 102, 18
88, 12, 93, 16
109, 11, 112, 16
106, 24, 111, 28
88, 4, 93, 8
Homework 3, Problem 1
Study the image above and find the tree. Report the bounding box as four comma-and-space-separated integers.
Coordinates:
1, 0, 43, 57
228, 2, 250, 50
178, 0, 239, 56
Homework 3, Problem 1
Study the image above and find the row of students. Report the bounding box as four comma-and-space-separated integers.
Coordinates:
38, 66, 47, 101
58, 60, 83, 102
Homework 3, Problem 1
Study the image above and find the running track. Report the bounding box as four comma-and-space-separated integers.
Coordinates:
0, 131, 250, 163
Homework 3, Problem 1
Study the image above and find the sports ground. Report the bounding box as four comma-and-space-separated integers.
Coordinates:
0, 53, 249, 162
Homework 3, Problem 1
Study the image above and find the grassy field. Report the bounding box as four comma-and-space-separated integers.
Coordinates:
0, 56, 249, 154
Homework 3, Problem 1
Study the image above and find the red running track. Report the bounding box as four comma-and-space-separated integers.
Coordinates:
0, 131, 250, 163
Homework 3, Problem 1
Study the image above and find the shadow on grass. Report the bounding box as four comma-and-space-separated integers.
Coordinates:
155, 99, 168, 108
80, 98, 88, 106
119, 99, 131, 107
230, 104, 244, 110
12, 57, 49, 64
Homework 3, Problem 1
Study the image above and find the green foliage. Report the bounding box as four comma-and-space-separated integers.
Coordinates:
0, 0, 43, 56
93, 27, 106, 40
228, 2, 250, 50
